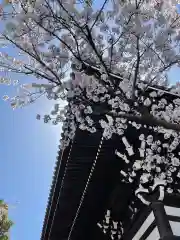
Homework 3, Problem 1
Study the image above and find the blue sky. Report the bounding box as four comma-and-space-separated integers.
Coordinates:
0, 85, 61, 240
0, 43, 61, 240
177, 4, 180, 13
0, 1, 180, 240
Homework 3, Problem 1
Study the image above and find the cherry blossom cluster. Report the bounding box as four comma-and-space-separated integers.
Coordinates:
98, 210, 123, 240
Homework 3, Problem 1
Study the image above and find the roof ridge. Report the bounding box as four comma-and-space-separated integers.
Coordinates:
40, 142, 63, 240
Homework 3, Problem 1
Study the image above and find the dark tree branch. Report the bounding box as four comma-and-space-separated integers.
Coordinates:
90, 0, 108, 30
132, 36, 140, 100
2, 34, 61, 85
85, 25, 127, 99
143, 60, 180, 92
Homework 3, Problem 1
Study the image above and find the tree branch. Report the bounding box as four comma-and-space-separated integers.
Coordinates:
90, 0, 108, 30
132, 36, 140, 100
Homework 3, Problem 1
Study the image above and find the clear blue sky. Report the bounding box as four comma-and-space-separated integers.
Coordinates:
0, 46, 61, 240
0, 1, 180, 240
0, 84, 61, 240
0, 2, 62, 239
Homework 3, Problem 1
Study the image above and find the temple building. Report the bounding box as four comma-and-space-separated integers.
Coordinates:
41, 66, 180, 240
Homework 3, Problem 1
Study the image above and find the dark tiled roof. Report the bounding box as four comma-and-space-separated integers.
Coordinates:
41, 143, 71, 239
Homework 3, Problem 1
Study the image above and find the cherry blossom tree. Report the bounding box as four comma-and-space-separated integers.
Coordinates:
0, 0, 180, 127
2, 0, 180, 211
